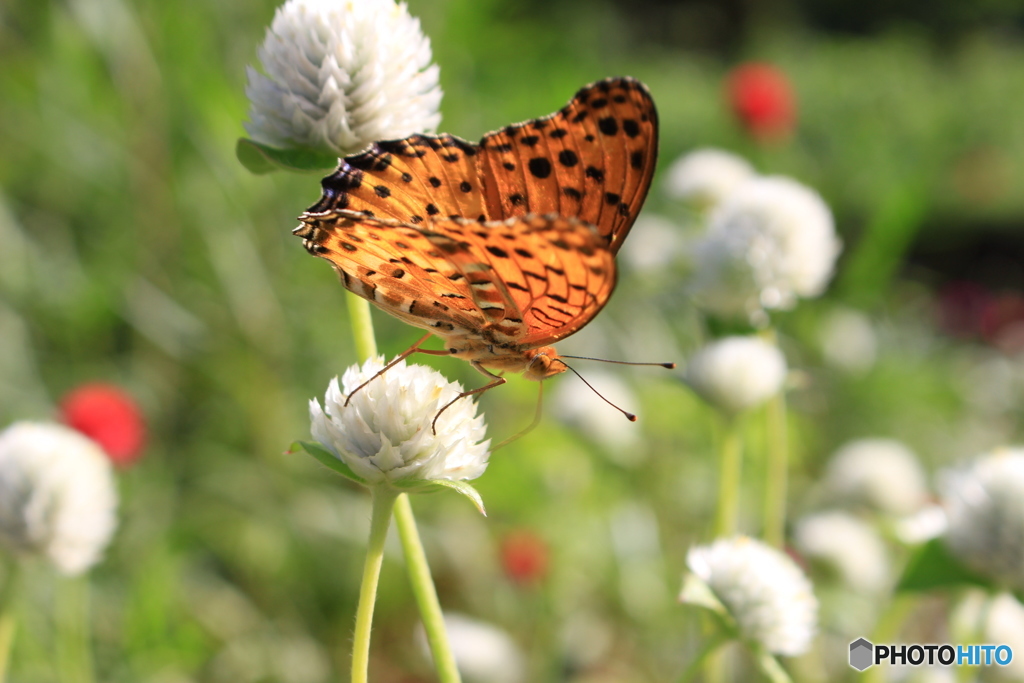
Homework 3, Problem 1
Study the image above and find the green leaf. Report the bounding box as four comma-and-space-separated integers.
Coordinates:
289, 440, 367, 485
836, 180, 931, 307
236, 138, 338, 175
680, 573, 728, 616
395, 479, 487, 515
897, 537, 992, 593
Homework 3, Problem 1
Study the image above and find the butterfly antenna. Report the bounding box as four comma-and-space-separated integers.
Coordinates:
558, 354, 676, 370
492, 381, 545, 452
552, 359, 637, 422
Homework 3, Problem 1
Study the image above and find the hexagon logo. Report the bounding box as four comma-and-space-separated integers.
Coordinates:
849, 638, 874, 671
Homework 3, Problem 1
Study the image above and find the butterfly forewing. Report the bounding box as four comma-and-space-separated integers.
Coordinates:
477, 77, 658, 253
306, 76, 658, 255
307, 133, 489, 225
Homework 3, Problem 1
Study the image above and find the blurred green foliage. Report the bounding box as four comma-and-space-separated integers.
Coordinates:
3, 0, 1024, 681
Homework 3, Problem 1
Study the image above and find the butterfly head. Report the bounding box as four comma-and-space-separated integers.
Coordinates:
523, 347, 568, 382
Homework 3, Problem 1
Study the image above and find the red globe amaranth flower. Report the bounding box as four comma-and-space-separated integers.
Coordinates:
726, 63, 796, 142
936, 281, 990, 339
980, 292, 1024, 353
500, 530, 549, 586
59, 384, 146, 467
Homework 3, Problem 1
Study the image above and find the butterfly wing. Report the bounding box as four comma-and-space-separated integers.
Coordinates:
407, 214, 618, 347
306, 133, 493, 225
294, 212, 616, 348
476, 77, 658, 254
294, 210, 489, 338
304, 76, 658, 255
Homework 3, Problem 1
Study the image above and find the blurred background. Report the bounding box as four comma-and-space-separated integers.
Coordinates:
3, 0, 1024, 680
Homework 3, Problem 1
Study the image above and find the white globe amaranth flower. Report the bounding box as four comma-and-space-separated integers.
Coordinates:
686, 536, 818, 656
689, 176, 841, 320
664, 148, 757, 210
683, 336, 786, 415
952, 591, 1024, 682
309, 356, 489, 486
245, 0, 443, 156
823, 438, 929, 516
617, 214, 689, 274
793, 511, 890, 593
0, 422, 118, 575
416, 612, 525, 683
941, 448, 1024, 590
893, 504, 948, 545
818, 307, 877, 374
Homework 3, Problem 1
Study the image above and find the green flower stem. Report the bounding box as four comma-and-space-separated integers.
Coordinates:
714, 416, 743, 538
0, 614, 12, 683
762, 390, 789, 548
346, 292, 378, 360
344, 290, 461, 682
394, 494, 462, 683
678, 633, 728, 683
760, 329, 789, 549
0, 563, 20, 683
56, 576, 94, 683
863, 593, 916, 683
351, 486, 399, 683
752, 644, 794, 683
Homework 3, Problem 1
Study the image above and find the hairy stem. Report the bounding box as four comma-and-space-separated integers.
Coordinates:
345, 291, 460, 681
394, 495, 462, 682
351, 487, 398, 683
760, 328, 789, 548
714, 416, 743, 538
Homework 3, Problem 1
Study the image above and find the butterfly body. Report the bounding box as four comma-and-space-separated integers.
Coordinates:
295, 76, 658, 389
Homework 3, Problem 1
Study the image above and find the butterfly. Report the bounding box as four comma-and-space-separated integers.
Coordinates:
294, 76, 660, 412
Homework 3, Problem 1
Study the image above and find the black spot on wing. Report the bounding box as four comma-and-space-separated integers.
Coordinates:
598, 117, 618, 135
528, 157, 552, 179
558, 150, 578, 167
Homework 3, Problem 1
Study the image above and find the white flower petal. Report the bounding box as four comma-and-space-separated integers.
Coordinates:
309, 357, 490, 486
664, 148, 757, 210
0, 422, 118, 575
818, 307, 878, 374
824, 438, 929, 516
942, 448, 1024, 590
686, 536, 818, 656
684, 336, 787, 415
793, 511, 890, 593
245, 0, 442, 155
690, 176, 841, 321
416, 612, 525, 683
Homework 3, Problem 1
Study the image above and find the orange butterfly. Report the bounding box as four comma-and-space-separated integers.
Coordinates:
294, 76, 661, 412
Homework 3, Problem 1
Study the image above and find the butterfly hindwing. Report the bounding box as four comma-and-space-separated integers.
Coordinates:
294, 211, 488, 337
294, 212, 617, 349
415, 214, 617, 345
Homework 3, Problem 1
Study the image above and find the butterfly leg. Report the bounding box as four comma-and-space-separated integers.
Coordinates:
430, 362, 506, 435
344, 332, 435, 406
